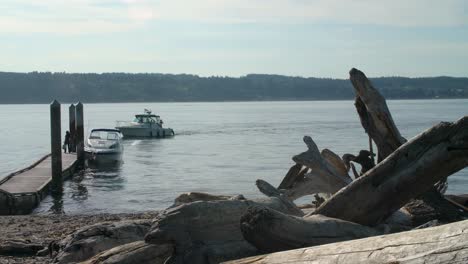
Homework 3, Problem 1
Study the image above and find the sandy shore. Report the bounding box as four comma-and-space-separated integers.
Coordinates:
0, 212, 160, 263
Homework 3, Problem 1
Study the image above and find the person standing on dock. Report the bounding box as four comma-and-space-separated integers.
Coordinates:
64, 131, 71, 153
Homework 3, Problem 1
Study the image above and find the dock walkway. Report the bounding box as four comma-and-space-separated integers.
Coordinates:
0, 153, 77, 214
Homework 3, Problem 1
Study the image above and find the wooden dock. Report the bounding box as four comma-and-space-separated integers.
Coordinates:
0, 153, 77, 215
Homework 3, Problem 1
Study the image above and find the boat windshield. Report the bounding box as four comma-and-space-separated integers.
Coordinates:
133, 116, 157, 123
89, 131, 119, 140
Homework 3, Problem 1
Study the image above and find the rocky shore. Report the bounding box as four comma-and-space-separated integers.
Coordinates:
0, 212, 159, 263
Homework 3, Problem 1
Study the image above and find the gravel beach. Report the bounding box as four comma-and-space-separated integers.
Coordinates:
0, 212, 160, 263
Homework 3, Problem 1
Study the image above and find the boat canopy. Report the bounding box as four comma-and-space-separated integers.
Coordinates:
91, 128, 121, 133
135, 114, 160, 118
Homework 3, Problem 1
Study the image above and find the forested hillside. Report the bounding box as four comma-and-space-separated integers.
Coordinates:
1, 72, 467, 103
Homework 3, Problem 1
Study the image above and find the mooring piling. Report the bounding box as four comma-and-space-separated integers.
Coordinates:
69, 104, 76, 152
76, 101, 85, 166
50, 99, 63, 194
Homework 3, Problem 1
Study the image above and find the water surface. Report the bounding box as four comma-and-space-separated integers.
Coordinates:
0, 100, 466, 214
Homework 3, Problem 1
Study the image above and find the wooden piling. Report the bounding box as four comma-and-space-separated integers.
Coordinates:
69, 104, 76, 152
50, 100, 63, 194
76, 102, 85, 166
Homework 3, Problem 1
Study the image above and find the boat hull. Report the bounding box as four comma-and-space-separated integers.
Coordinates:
85, 150, 123, 164
116, 127, 175, 138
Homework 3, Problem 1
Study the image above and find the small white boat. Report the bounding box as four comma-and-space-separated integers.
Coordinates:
85, 129, 124, 163
115, 109, 175, 138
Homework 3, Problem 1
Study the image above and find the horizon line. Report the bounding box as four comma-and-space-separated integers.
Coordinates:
1, 70, 467, 80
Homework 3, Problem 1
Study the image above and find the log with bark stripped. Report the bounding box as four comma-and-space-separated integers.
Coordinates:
314, 116, 468, 226
350, 68, 406, 161
240, 206, 379, 253
145, 197, 304, 264
225, 219, 468, 264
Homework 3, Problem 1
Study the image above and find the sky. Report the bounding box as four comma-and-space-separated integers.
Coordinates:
1, 0, 468, 78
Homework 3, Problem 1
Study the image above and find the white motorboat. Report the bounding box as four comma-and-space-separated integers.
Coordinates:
84, 129, 124, 163
115, 109, 175, 138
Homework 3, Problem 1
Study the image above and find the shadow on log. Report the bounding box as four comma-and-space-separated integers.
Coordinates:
240, 206, 379, 253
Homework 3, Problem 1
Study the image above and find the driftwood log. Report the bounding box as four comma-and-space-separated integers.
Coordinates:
279, 137, 351, 201
145, 197, 303, 264
226, 219, 468, 264
350, 68, 406, 162
80, 241, 173, 264
170, 192, 245, 208
0, 240, 44, 256
240, 206, 379, 253
53, 220, 152, 264
314, 116, 468, 226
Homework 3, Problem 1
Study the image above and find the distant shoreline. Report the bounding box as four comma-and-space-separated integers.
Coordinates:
1, 72, 467, 104
1, 97, 467, 105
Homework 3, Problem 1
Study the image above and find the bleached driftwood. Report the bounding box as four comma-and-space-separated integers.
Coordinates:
255, 179, 304, 216
350, 68, 406, 161
225, 219, 468, 264
277, 137, 351, 201
145, 197, 304, 264
350, 68, 466, 223
171, 192, 245, 208
282, 172, 348, 201
80, 241, 173, 264
277, 163, 303, 189
320, 149, 350, 180
315, 116, 468, 226
240, 206, 378, 253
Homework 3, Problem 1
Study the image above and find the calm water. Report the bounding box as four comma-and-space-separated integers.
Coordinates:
0, 100, 467, 214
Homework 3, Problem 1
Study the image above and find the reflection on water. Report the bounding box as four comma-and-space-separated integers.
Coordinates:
49, 192, 64, 215
35, 162, 124, 214
0, 100, 465, 215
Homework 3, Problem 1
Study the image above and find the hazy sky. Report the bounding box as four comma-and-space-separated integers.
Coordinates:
1, 0, 468, 78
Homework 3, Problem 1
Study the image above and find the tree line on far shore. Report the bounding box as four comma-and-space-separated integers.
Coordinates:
0, 71, 467, 103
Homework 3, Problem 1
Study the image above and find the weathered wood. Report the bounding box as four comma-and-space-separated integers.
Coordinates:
76, 102, 85, 166
293, 137, 350, 184
80, 241, 173, 264
315, 117, 468, 226
145, 197, 304, 264
69, 104, 76, 152
171, 192, 245, 208
350, 68, 406, 161
54, 220, 151, 264
282, 171, 348, 201
351, 68, 463, 223
0, 153, 77, 215
320, 149, 350, 179
0, 240, 44, 256
404, 190, 468, 226
342, 150, 375, 175
240, 206, 379, 253
50, 99, 63, 193
255, 179, 304, 216
445, 194, 468, 209
277, 163, 303, 189
279, 136, 351, 201
225, 219, 468, 264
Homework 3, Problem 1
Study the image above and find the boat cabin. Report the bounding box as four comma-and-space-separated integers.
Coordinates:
133, 114, 162, 125
89, 129, 122, 140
